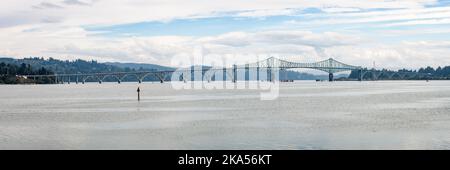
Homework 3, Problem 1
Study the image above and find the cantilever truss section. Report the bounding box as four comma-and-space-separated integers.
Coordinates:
242, 57, 362, 74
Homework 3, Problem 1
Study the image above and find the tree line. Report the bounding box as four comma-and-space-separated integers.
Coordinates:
348, 66, 450, 80
0, 57, 164, 84
2, 57, 449, 84
0, 62, 54, 84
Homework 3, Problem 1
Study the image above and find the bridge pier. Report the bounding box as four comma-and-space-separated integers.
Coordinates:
232, 64, 237, 83
183, 71, 190, 83
181, 73, 187, 83
156, 73, 165, 83
358, 69, 362, 81
223, 68, 227, 81
191, 69, 195, 81
372, 70, 377, 81
257, 67, 260, 81
329, 73, 334, 82
136, 73, 150, 84
268, 68, 273, 82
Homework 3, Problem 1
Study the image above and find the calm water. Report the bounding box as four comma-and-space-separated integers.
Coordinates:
0, 81, 449, 150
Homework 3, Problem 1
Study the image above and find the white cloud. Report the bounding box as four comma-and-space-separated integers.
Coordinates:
383, 18, 450, 27
321, 7, 361, 13
62, 0, 94, 6
3, 26, 448, 70
402, 40, 450, 49
0, 0, 440, 27
0, 0, 449, 70
236, 9, 299, 18
0, 27, 360, 64
326, 42, 450, 70
32, 2, 64, 9
286, 6, 450, 28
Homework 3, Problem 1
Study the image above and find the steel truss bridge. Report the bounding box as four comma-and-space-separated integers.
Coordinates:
22, 57, 430, 84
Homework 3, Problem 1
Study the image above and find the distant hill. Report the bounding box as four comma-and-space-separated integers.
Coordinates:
105, 62, 174, 71
0, 57, 170, 82
0, 57, 123, 74
0, 57, 172, 74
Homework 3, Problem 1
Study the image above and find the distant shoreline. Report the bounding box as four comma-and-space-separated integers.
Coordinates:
2, 79, 449, 86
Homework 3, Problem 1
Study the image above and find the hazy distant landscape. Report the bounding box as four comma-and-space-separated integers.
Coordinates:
2, 57, 450, 84
1, 57, 353, 84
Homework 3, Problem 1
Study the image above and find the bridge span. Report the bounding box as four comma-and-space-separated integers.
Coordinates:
22, 57, 430, 84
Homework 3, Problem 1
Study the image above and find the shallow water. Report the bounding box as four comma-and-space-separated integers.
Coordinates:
0, 81, 449, 150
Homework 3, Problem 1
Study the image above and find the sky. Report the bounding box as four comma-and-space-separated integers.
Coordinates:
1, 0, 450, 70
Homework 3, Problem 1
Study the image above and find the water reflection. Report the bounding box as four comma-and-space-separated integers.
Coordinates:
0, 81, 449, 149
